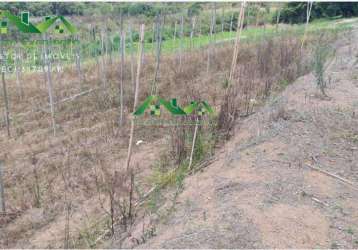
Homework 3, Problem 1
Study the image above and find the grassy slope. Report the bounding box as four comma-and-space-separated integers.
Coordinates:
134, 18, 356, 54
71, 17, 355, 77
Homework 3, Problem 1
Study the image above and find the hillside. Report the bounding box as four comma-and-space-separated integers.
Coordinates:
134, 22, 358, 249
0, 7, 357, 248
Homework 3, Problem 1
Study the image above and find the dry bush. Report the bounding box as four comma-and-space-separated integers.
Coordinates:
169, 117, 188, 165
218, 35, 308, 138
93, 157, 135, 236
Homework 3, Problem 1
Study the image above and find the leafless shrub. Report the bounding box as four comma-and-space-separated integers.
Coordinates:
268, 98, 291, 122
94, 157, 135, 236
169, 117, 188, 165
218, 35, 307, 138
30, 154, 41, 208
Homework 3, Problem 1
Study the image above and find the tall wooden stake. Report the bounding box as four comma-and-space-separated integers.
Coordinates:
276, 7, 281, 31
119, 30, 125, 126
179, 15, 184, 70
118, 12, 124, 126
188, 117, 199, 170
125, 24, 145, 171
229, 2, 246, 82
1, 68, 9, 138
190, 16, 196, 49
207, 6, 215, 73
0, 160, 5, 213
75, 34, 83, 89
108, 27, 113, 66
213, 3, 217, 45
221, 8, 225, 33
100, 29, 107, 89
44, 34, 57, 136
152, 22, 156, 56
152, 13, 163, 95
128, 18, 136, 93
230, 12, 234, 33
15, 42, 23, 99
301, 1, 313, 49
173, 21, 177, 49
1, 36, 10, 137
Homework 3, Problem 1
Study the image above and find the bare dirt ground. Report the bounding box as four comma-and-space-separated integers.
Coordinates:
138, 26, 358, 249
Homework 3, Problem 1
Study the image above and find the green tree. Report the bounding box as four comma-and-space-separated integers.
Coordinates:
274, 2, 358, 24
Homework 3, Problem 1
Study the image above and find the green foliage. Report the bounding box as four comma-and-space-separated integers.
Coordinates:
0, 2, 181, 17
0, 2, 85, 16
312, 35, 333, 96
187, 3, 202, 17
275, 2, 358, 24
150, 161, 188, 189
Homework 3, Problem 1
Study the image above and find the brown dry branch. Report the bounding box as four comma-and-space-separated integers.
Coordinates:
93, 151, 136, 240
306, 163, 358, 191
169, 117, 187, 165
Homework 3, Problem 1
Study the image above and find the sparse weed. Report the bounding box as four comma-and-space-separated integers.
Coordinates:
151, 161, 188, 189
312, 34, 334, 96
74, 219, 107, 248
331, 242, 339, 249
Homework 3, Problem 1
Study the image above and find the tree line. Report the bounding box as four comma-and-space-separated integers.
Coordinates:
0, 2, 195, 17
276, 2, 358, 24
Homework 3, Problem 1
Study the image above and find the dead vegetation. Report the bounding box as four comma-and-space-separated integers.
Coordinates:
0, 15, 351, 248
137, 24, 358, 248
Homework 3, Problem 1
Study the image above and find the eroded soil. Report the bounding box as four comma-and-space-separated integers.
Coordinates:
138, 24, 358, 249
